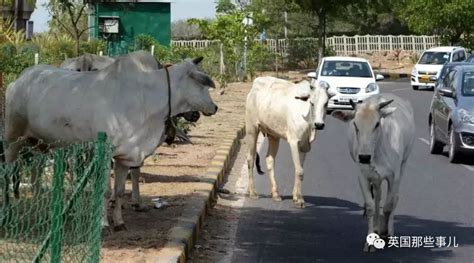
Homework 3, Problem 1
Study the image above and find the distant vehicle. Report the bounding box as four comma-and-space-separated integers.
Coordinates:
307, 56, 384, 111
411, 46, 467, 90
466, 54, 474, 63
428, 64, 474, 163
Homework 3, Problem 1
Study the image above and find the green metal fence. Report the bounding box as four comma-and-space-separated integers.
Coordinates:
0, 132, 112, 262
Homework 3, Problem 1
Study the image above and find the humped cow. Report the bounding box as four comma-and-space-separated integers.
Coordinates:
5, 56, 218, 230
331, 94, 415, 252
59, 51, 201, 212
246, 76, 335, 208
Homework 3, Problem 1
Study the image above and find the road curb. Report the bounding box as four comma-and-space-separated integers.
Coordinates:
156, 122, 246, 263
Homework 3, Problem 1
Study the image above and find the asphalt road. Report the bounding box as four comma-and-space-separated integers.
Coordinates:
225, 81, 474, 263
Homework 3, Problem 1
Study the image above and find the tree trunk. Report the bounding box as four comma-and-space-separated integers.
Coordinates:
317, 11, 325, 65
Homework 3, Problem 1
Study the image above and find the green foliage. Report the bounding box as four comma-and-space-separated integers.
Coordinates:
175, 117, 195, 134
397, 0, 474, 45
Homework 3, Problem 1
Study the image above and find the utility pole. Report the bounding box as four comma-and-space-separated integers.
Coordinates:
284, 11, 288, 39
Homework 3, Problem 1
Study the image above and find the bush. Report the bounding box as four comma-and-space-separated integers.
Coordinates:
286, 38, 319, 69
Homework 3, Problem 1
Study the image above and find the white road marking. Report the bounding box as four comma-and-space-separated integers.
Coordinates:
419, 137, 430, 145
462, 165, 474, 172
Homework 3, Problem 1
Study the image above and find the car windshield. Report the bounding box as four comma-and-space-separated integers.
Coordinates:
462, 71, 474, 97
320, 61, 373, 78
419, 51, 450, 65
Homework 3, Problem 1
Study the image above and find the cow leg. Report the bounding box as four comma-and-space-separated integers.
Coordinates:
5, 139, 27, 199
131, 167, 148, 211
382, 165, 404, 238
289, 141, 305, 208
372, 181, 382, 234
112, 162, 129, 231
246, 125, 259, 199
358, 172, 376, 252
266, 136, 281, 201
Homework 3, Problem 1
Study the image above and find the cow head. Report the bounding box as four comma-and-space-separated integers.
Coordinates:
331, 99, 397, 164
174, 57, 218, 116
310, 81, 336, 130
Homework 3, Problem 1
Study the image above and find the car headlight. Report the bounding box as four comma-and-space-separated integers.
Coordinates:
319, 81, 330, 89
412, 68, 417, 76
366, 83, 378, 93
459, 109, 474, 124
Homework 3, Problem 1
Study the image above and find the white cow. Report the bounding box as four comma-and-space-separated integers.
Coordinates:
245, 76, 334, 208
59, 51, 200, 212
5, 56, 218, 230
332, 93, 415, 252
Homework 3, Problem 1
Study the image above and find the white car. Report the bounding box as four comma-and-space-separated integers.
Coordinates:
411, 46, 467, 90
307, 56, 384, 111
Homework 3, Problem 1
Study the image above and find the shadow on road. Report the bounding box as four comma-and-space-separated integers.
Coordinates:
231, 196, 473, 263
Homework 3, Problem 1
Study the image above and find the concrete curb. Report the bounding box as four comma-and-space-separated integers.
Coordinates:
156, 121, 246, 263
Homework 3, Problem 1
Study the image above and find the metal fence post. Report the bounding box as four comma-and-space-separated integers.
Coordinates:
88, 132, 108, 263
50, 149, 66, 263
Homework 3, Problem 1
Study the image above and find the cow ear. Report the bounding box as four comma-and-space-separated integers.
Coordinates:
332, 110, 355, 122
192, 57, 204, 65
380, 107, 397, 118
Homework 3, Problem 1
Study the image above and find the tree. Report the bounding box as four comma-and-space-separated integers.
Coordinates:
397, 0, 474, 45
46, 0, 91, 55
172, 19, 203, 40
291, 0, 358, 62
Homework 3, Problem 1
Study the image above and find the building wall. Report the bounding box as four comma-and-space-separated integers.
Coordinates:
91, 2, 171, 56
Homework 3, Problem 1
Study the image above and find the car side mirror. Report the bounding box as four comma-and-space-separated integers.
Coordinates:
429, 76, 438, 82
375, 74, 384, 81
307, 72, 317, 79
439, 88, 455, 98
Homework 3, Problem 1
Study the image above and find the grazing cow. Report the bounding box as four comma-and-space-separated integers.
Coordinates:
246, 76, 334, 208
60, 51, 201, 211
5, 56, 218, 230
60, 53, 116, 72
331, 94, 415, 252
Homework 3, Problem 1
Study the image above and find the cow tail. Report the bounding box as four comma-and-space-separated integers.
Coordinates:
255, 152, 264, 175
370, 184, 374, 199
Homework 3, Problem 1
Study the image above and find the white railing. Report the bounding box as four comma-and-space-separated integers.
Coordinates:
171, 35, 440, 55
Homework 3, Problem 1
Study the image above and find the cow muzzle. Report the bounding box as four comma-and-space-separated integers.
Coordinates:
358, 154, 371, 164
203, 104, 218, 116
314, 123, 325, 130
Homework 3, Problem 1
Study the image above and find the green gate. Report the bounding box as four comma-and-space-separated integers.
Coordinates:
0, 132, 112, 262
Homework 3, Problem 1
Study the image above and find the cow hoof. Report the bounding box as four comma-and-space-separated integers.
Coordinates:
272, 195, 282, 202
132, 204, 149, 212
293, 199, 305, 208
248, 192, 259, 199
113, 224, 127, 232
102, 226, 112, 236
363, 243, 377, 253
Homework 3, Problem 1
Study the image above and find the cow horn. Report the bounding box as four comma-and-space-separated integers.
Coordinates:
349, 99, 357, 110
378, 99, 394, 110
192, 57, 204, 64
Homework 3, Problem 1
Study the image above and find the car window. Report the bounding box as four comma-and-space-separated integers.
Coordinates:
449, 71, 457, 91
419, 51, 450, 65
442, 70, 455, 89
462, 71, 474, 96
452, 52, 459, 62
458, 51, 466, 61
320, 61, 373, 78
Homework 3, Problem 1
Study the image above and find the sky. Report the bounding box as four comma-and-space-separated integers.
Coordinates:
29, 0, 217, 33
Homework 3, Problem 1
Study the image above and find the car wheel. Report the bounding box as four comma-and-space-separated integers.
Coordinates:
429, 122, 444, 154
412, 85, 419, 90
448, 128, 462, 163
